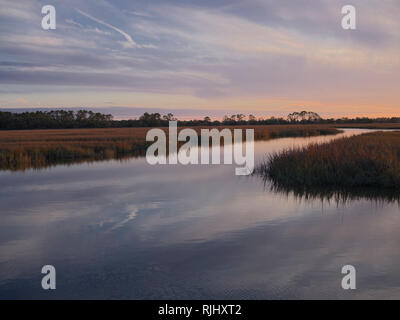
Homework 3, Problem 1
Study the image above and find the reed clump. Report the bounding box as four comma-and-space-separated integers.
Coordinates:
258, 131, 400, 189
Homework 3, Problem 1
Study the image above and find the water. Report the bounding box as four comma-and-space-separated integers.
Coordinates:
1, 128, 400, 299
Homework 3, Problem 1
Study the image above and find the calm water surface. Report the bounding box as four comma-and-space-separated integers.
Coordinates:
1, 128, 400, 299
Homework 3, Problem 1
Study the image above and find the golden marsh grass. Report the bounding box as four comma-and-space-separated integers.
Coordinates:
0, 125, 340, 171
258, 131, 400, 189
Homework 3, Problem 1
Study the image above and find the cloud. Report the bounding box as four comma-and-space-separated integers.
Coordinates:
66, 19, 112, 35
127, 10, 152, 18
65, 18, 84, 28
75, 8, 137, 48
142, 4, 400, 70
0, 0, 39, 21
1, 0, 399, 115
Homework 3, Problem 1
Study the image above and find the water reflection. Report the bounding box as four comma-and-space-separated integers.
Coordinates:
1, 129, 400, 299
261, 180, 400, 206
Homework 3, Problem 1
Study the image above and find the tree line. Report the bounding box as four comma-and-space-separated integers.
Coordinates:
0, 110, 113, 130
1, 109, 400, 130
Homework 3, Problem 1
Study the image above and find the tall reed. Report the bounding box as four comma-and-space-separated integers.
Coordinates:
257, 131, 400, 189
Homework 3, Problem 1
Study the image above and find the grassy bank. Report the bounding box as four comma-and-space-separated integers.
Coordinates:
257, 131, 400, 189
0, 125, 340, 171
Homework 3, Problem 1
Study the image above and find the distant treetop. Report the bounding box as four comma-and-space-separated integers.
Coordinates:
287, 111, 322, 122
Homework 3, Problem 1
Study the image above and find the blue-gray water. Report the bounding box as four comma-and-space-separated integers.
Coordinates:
1, 129, 400, 299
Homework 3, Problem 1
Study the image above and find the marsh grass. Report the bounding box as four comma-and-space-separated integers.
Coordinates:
0, 125, 340, 171
257, 131, 400, 190
264, 182, 400, 205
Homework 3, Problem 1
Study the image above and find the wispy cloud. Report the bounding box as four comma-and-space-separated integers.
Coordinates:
127, 10, 152, 18
66, 19, 111, 36
76, 8, 137, 48
0, 0, 39, 21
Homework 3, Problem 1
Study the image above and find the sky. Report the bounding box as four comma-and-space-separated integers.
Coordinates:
0, 0, 399, 118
